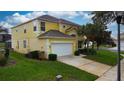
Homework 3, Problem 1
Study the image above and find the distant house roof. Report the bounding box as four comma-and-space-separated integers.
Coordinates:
38, 30, 74, 39
121, 32, 124, 40
12, 15, 80, 29
0, 26, 8, 33
0, 31, 7, 34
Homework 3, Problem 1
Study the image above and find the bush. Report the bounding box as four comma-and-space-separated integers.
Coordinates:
89, 49, 97, 55
48, 54, 57, 61
0, 54, 7, 66
74, 51, 80, 56
4, 48, 9, 58
78, 48, 97, 55
39, 51, 46, 60
25, 51, 46, 60
30, 51, 39, 59
112, 43, 116, 47
25, 53, 32, 58
25, 51, 39, 59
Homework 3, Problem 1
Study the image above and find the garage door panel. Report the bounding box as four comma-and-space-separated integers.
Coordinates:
51, 43, 73, 56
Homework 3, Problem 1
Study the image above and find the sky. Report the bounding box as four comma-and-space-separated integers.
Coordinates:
0, 11, 124, 38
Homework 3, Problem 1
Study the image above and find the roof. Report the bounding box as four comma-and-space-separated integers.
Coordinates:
0, 26, 8, 33
38, 15, 80, 26
12, 15, 80, 29
38, 30, 75, 39
121, 32, 124, 40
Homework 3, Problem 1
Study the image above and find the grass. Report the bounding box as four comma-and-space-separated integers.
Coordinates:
0, 42, 5, 49
84, 50, 123, 66
121, 51, 124, 54
0, 51, 98, 81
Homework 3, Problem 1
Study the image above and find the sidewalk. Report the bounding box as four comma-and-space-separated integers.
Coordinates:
96, 59, 124, 81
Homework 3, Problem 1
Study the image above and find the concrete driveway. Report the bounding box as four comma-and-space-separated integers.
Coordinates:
58, 55, 112, 77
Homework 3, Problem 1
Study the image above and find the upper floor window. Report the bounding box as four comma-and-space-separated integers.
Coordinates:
23, 40, 27, 48
63, 25, 66, 28
17, 40, 19, 49
41, 22, 45, 31
71, 34, 76, 37
34, 26, 37, 31
24, 29, 26, 33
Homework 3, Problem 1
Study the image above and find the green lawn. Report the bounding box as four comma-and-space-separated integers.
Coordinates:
121, 51, 124, 54
0, 51, 98, 81
84, 50, 123, 66
0, 42, 5, 49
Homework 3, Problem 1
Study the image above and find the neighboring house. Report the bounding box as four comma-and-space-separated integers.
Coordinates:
120, 32, 124, 40
11, 15, 80, 57
120, 33, 124, 51
0, 27, 11, 48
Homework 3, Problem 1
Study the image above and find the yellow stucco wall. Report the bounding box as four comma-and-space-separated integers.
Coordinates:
11, 19, 78, 54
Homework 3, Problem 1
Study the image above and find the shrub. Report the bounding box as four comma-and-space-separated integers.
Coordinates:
74, 50, 80, 56
39, 51, 46, 60
48, 54, 57, 61
89, 49, 97, 55
25, 53, 31, 58
25, 51, 39, 59
4, 48, 9, 58
112, 43, 116, 47
30, 51, 39, 59
0, 54, 7, 66
25, 51, 47, 60
78, 48, 97, 55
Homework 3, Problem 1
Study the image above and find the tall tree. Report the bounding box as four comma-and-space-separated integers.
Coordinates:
77, 23, 110, 49
92, 11, 124, 25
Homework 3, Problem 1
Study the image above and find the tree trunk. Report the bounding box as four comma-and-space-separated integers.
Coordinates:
92, 41, 94, 49
96, 43, 100, 50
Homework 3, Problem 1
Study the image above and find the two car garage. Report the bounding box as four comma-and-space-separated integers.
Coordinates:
38, 30, 77, 57
51, 43, 73, 56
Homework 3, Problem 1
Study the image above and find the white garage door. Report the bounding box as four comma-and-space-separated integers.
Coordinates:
51, 43, 73, 56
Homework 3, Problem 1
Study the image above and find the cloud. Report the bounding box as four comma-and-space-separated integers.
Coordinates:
78, 11, 93, 19
46, 11, 79, 19
0, 11, 46, 29
6, 12, 30, 25
25, 11, 46, 19
0, 11, 92, 33
0, 21, 13, 28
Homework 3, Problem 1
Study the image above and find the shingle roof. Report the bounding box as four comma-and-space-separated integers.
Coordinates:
38, 15, 80, 26
0, 26, 8, 33
12, 15, 80, 28
38, 15, 59, 23
38, 30, 74, 38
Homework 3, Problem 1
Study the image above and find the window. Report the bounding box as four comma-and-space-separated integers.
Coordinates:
34, 26, 37, 31
24, 29, 26, 33
71, 34, 76, 37
17, 40, 19, 49
63, 25, 65, 28
41, 22, 45, 27
78, 41, 83, 48
41, 22, 45, 31
41, 27, 45, 31
23, 40, 26, 48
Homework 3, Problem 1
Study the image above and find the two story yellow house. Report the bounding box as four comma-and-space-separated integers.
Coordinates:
11, 15, 80, 57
